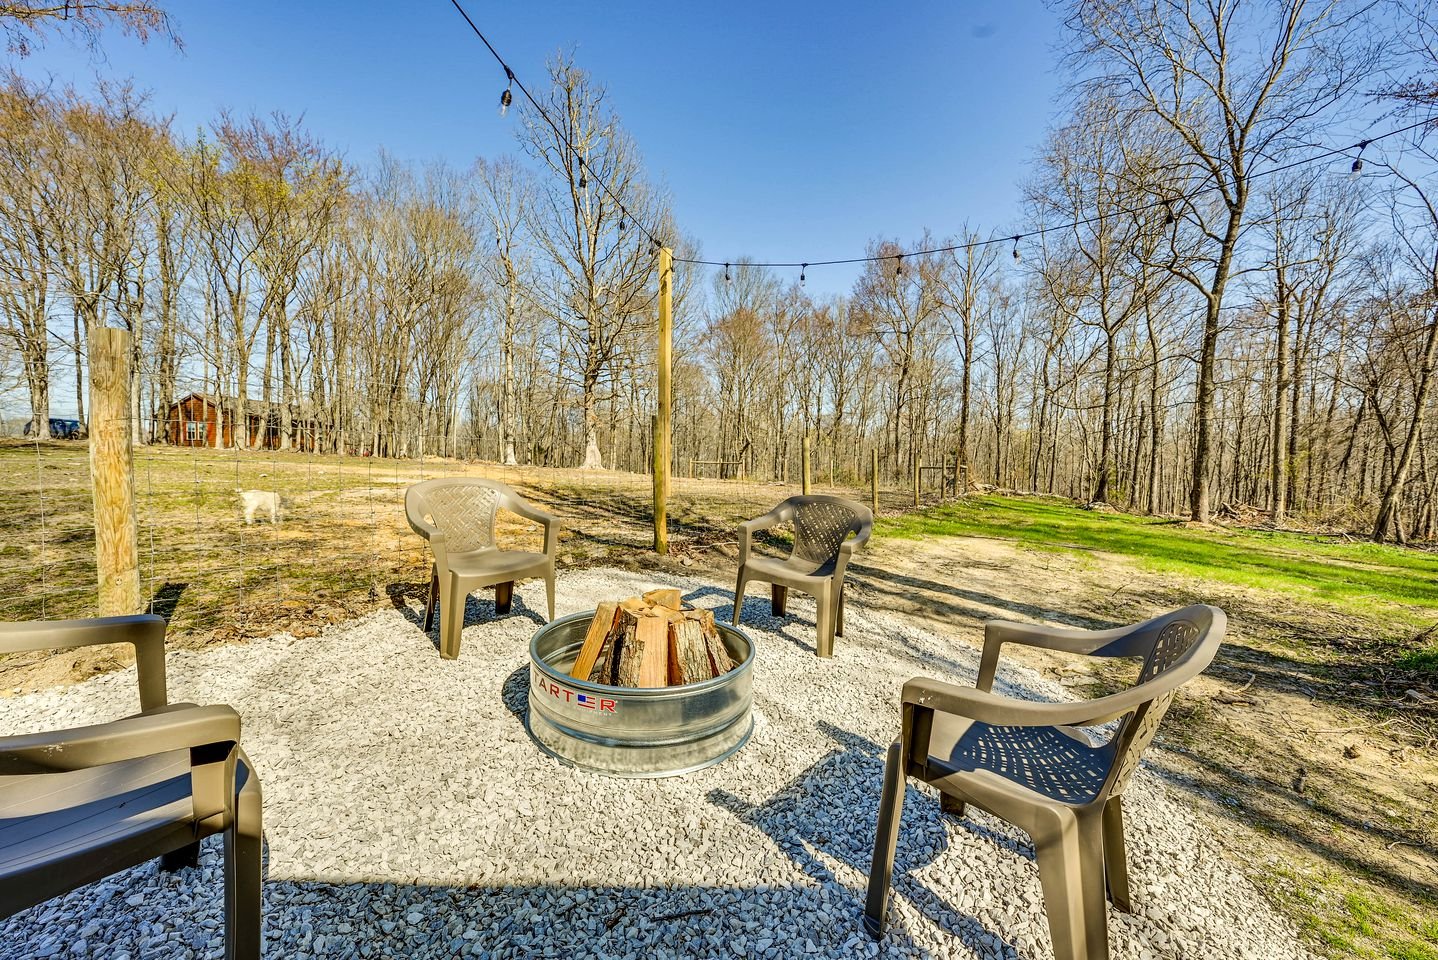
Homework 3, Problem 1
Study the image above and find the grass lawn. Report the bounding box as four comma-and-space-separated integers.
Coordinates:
882, 494, 1438, 650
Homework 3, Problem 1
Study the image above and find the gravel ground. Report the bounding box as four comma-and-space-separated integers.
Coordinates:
0, 568, 1313, 960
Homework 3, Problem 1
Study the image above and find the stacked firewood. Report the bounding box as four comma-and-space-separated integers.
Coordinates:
569, 589, 735, 688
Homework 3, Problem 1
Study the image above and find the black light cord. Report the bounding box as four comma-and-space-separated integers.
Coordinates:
678, 117, 1436, 269
448, 0, 662, 248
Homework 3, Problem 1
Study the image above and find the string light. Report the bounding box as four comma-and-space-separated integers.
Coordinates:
894, 254, 903, 278
1163, 200, 1175, 225
499, 65, 514, 117
577, 156, 587, 190
619, 216, 626, 232
800, 263, 807, 284
1350, 140, 1370, 177
724, 262, 731, 283
449, 0, 660, 247
672, 124, 1430, 273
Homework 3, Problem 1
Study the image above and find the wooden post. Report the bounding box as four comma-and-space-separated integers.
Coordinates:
89, 327, 141, 616
653, 247, 673, 554
801, 434, 811, 495
871, 448, 879, 515
913, 458, 921, 509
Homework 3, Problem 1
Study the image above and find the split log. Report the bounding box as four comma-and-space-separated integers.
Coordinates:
570, 601, 619, 681
669, 618, 713, 685
637, 616, 670, 688
643, 588, 683, 611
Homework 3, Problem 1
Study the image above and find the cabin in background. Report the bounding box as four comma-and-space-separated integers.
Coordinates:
159, 393, 316, 450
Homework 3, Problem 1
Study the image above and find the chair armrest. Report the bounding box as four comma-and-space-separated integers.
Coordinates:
509, 500, 559, 557
0, 704, 241, 774
737, 508, 789, 567
903, 677, 1139, 730
0, 615, 168, 711
976, 619, 1136, 692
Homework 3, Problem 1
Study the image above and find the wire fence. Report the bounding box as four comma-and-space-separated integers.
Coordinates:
0, 369, 974, 650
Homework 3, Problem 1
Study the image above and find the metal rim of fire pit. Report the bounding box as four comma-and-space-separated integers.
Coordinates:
527, 610, 755, 778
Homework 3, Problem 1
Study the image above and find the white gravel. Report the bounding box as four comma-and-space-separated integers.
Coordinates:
0, 567, 1313, 960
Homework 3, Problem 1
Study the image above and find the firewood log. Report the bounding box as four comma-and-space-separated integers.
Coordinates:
669, 618, 715, 684
571, 601, 619, 681
643, 588, 683, 611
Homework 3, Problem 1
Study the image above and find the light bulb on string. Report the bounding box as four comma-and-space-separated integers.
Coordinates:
1350, 140, 1370, 177
1011, 236, 1022, 262
499, 66, 514, 117
800, 263, 808, 284
577, 156, 587, 190
1163, 201, 1175, 226
894, 254, 904, 278
724, 263, 732, 283
618, 215, 626, 233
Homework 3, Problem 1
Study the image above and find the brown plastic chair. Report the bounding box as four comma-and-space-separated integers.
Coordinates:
865, 605, 1226, 960
406, 477, 559, 659
0, 614, 262, 959
732, 495, 873, 658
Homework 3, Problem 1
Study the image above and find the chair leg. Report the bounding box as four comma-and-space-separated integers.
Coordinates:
771, 583, 788, 616
225, 768, 263, 960
422, 569, 438, 632
160, 840, 201, 872
439, 576, 463, 660
815, 587, 835, 658
939, 792, 967, 817
863, 741, 907, 940
1103, 797, 1132, 913
835, 584, 846, 637
732, 571, 748, 625
1033, 809, 1110, 960
544, 572, 556, 623
495, 580, 514, 615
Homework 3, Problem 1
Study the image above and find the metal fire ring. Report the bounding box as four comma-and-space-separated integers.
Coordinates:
527, 610, 755, 778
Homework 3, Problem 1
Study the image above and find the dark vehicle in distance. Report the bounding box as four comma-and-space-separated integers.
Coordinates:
23, 418, 84, 440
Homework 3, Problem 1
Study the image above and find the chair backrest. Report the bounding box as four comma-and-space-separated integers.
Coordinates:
406, 478, 512, 553
785, 496, 872, 565
1102, 604, 1225, 799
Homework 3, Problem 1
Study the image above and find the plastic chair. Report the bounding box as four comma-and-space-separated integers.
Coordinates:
732, 496, 873, 657
865, 605, 1226, 960
406, 477, 559, 659
0, 615, 263, 959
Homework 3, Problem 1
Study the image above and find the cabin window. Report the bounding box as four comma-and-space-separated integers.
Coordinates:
185, 420, 203, 441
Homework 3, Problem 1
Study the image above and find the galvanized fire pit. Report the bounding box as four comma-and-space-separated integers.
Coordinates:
527, 610, 755, 778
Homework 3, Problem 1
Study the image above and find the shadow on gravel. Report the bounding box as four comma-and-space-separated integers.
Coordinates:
707, 721, 1020, 956
684, 585, 822, 656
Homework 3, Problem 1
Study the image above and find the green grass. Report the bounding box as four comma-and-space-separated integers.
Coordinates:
878, 495, 1438, 626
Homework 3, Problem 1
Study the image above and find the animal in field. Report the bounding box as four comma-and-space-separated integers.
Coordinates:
238, 489, 283, 525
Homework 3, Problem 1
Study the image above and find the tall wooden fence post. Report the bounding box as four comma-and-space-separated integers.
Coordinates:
89, 326, 141, 616
870, 448, 879, 515
801, 434, 811, 495
653, 247, 673, 554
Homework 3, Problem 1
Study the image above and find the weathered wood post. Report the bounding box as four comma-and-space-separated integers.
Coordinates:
801, 434, 812, 495
89, 326, 141, 616
913, 457, 921, 509
870, 448, 879, 515
653, 247, 673, 554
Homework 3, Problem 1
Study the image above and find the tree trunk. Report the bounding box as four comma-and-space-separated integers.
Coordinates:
1373, 306, 1438, 542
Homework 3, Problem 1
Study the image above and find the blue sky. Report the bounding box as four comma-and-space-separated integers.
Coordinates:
13, 0, 1066, 296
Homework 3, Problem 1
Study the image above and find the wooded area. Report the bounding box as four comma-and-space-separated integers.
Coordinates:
2, 1, 1437, 542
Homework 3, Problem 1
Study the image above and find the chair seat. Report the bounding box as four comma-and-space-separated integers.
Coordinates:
925, 714, 1116, 807
743, 553, 837, 587
444, 548, 549, 580
1, 749, 258, 918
